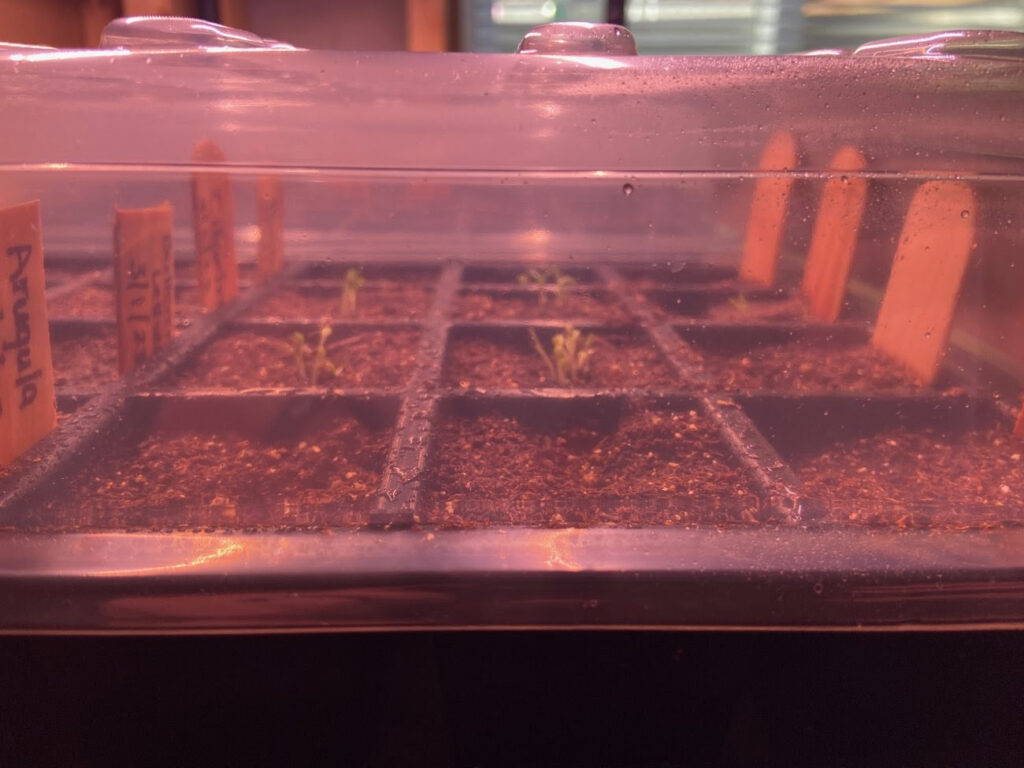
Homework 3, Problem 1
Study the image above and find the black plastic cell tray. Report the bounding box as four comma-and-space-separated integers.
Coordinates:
0, 256, 1021, 633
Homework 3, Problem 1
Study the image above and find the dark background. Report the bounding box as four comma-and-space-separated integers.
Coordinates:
1, 630, 1022, 766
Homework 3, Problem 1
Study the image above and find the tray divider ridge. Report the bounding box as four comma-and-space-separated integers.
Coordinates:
372, 262, 462, 527
0, 264, 302, 520
21, 259, 1007, 532
699, 396, 804, 523
597, 265, 806, 524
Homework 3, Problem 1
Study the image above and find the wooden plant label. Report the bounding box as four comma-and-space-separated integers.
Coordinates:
739, 131, 798, 286
0, 201, 57, 466
800, 145, 869, 322
191, 139, 238, 310
113, 204, 175, 375
256, 175, 284, 281
872, 180, 975, 385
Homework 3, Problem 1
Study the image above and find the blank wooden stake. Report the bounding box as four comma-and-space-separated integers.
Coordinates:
191, 139, 238, 311
113, 204, 175, 375
872, 181, 975, 385
739, 131, 798, 287
800, 145, 869, 322
406, 0, 450, 52
122, 0, 198, 15
217, 0, 248, 29
0, 200, 57, 467
256, 176, 284, 282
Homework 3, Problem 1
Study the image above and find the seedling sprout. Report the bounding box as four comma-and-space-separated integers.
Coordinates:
517, 266, 576, 306
340, 267, 365, 316
528, 324, 596, 386
728, 292, 750, 316
287, 325, 337, 387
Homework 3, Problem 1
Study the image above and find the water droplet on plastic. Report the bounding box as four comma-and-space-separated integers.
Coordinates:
961, 210, 970, 219
622, 183, 634, 196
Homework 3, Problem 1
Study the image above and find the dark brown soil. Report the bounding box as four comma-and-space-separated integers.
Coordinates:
300, 264, 440, 282
52, 331, 118, 390
453, 290, 630, 322
794, 426, 1024, 529
703, 296, 808, 323
463, 265, 596, 284
244, 284, 433, 321
48, 284, 199, 320
47, 285, 115, 319
425, 405, 761, 528
443, 330, 683, 389
695, 342, 918, 393
169, 328, 421, 390
37, 410, 391, 531
646, 290, 807, 322
57, 395, 93, 415
620, 264, 737, 287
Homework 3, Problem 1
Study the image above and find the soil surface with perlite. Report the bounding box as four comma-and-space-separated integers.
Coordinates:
52, 330, 118, 390
444, 331, 682, 389
693, 342, 919, 393
453, 290, 630, 323
425, 404, 763, 528
795, 425, 1024, 529
169, 329, 421, 390
245, 284, 433, 321
33, 408, 392, 531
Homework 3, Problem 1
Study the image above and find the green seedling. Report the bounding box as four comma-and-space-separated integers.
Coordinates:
528, 324, 596, 386
728, 292, 750, 315
517, 268, 549, 302
340, 267, 365, 316
517, 266, 576, 306
287, 325, 338, 387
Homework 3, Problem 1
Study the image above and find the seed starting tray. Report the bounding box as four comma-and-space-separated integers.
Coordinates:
1, 256, 1023, 633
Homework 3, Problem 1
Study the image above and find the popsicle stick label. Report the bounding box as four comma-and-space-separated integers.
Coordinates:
801, 145, 869, 322
0, 201, 56, 466
739, 131, 798, 286
256, 175, 284, 281
114, 204, 175, 375
872, 181, 975, 385
191, 139, 238, 310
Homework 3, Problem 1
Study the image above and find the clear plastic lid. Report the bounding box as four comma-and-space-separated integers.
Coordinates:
0, 20, 1022, 633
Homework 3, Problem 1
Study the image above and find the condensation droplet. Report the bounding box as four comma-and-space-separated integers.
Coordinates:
622, 183, 634, 197
961, 209, 970, 219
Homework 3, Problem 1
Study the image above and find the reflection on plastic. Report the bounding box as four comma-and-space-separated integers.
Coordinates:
853, 29, 1024, 60
100, 16, 298, 51
517, 22, 637, 56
